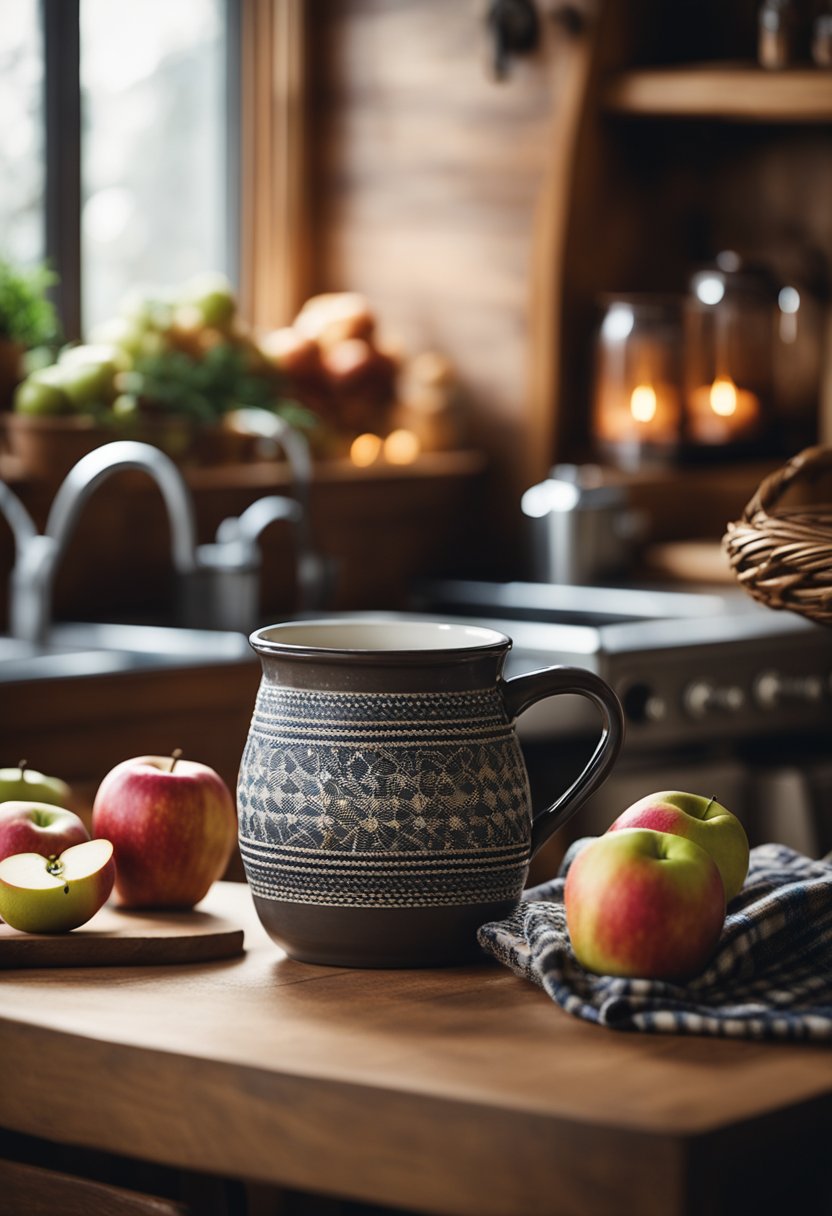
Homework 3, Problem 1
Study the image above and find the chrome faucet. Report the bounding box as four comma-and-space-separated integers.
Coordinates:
3, 424, 327, 645
0, 481, 39, 559
1, 481, 40, 644
202, 409, 333, 624
8, 441, 199, 645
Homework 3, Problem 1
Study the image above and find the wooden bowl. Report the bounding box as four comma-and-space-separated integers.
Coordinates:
4, 413, 113, 480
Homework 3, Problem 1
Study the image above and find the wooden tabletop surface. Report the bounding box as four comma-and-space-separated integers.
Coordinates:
1, 882, 831, 1216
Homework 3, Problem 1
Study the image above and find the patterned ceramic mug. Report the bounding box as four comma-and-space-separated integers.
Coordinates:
237, 619, 623, 966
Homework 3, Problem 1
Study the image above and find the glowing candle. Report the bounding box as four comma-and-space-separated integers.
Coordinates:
350, 432, 383, 467
596, 381, 680, 446
687, 376, 760, 444
630, 384, 658, 424
384, 428, 421, 465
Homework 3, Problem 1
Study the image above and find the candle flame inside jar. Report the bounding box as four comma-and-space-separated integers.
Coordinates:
350, 432, 383, 467
629, 384, 658, 424
709, 376, 738, 418
384, 428, 421, 464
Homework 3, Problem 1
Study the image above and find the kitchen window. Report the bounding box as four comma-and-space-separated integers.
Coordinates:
0, 0, 240, 340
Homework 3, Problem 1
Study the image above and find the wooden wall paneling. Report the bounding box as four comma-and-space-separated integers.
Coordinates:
306, 0, 600, 557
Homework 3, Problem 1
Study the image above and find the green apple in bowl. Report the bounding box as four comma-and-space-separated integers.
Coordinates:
92, 750, 236, 909
0, 838, 115, 933
607, 790, 749, 902
54, 350, 118, 410
0, 760, 72, 808
564, 828, 725, 981
13, 367, 72, 416
180, 272, 237, 330
0, 800, 89, 863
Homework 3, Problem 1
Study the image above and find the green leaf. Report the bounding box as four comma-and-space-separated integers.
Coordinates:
0, 258, 61, 350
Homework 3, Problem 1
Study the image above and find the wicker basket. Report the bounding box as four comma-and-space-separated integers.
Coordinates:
723, 445, 832, 626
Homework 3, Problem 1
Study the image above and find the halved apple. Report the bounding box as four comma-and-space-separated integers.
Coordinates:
0, 838, 115, 933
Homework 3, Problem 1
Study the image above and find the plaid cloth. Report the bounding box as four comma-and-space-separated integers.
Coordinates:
477, 839, 832, 1041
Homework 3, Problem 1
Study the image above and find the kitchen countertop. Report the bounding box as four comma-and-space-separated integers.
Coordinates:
1, 882, 831, 1216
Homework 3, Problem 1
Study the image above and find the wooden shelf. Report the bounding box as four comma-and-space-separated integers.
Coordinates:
0, 447, 487, 491
603, 64, 832, 122
185, 447, 487, 491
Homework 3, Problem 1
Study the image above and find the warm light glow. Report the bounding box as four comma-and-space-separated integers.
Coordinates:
709, 376, 738, 417
629, 384, 658, 424
384, 428, 421, 465
350, 432, 383, 467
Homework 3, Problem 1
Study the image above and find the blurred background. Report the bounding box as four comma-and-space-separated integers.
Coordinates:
3, 0, 832, 860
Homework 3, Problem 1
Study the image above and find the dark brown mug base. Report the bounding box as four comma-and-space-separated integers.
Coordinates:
252, 895, 518, 968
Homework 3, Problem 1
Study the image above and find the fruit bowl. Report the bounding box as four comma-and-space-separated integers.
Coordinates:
4, 413, 113, 480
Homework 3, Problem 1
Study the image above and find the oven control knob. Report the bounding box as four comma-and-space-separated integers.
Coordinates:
754, 670, 824, 709
683, 680, 745, 719
620, 681, 666, 724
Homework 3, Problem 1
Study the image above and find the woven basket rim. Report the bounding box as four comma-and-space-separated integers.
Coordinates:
723, 446, 832, 626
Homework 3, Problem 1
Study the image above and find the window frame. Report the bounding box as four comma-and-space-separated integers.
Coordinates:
238, 0, 310, 330
39, 0, 243, 342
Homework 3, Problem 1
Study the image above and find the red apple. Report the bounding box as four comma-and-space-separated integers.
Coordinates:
564, 828, 725, 981
0, 801, 90, 863
91, 751, 236, 909
607, 790, 749, 902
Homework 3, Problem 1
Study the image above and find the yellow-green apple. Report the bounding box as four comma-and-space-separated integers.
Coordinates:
180, 273, 237, 331
13, 367, 72, 416
92, 751, 236, 909
564, 828, 725, 981
0, 838, 115, 933
607, 791, 749, 902
0, 760, 72, 807
0, 801, 89, 863
54, 349, 118, 410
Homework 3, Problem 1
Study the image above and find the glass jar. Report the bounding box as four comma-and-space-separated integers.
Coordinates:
758, 0, 804, 69
683, 253, 775, 452
592, 295, 683, 471
812, 13, 832, 66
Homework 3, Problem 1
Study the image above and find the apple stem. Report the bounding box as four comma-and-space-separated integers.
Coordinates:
169, 748, 183, 773
705, 795, 717, 814
18, 759, 28, 779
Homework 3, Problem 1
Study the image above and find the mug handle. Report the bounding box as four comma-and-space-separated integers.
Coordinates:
500, 666, 625, 858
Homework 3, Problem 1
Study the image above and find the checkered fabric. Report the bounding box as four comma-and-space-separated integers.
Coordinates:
477, 840, 832, 1040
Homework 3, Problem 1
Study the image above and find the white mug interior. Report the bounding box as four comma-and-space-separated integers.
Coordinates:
251, 618, 510, 653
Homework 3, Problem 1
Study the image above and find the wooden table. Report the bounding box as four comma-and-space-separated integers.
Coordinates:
1, 883, 831, 1216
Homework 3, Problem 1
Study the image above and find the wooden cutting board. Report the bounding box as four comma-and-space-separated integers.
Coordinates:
0, 901, 245, 969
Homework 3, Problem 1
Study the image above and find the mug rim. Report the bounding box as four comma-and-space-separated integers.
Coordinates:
249, 617, 512, 660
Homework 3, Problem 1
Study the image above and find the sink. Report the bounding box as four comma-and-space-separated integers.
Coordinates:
0, 622, 256, 683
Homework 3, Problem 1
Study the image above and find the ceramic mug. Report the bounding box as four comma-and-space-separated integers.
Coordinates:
237, 619, 623, 966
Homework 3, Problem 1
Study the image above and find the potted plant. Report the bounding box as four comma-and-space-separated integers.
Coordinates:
0, 258, 60, 411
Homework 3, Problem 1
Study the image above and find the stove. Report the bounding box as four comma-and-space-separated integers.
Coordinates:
413, 578, 832, 750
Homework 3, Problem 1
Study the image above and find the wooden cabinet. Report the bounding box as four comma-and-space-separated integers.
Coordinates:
524, 0, 832, 545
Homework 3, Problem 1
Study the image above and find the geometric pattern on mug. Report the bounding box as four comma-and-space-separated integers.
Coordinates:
238, 735, 531, 856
